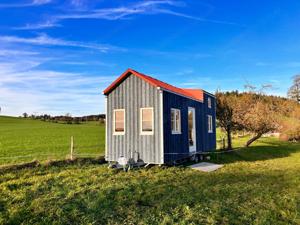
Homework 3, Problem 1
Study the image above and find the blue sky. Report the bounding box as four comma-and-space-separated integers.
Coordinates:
0, 0, 299, 116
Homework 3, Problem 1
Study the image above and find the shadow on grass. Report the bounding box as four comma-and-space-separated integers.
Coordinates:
211, 138, 300, 164
0, 156, 106, 174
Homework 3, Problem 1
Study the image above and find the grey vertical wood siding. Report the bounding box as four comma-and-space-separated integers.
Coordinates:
106, 73, 163, 164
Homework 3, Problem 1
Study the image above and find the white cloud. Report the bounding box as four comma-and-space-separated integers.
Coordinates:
70, 0, 87, 8
0, 49, 39, 56
0, 34, 125, 52
255, 61, 300, 68
54, 0, 238, 26
32, 0, 52, 5
256, 62, 271, 66
0, 0, 51, 8
13, 20, 61, 30
285, 62, 300, 68
0, 59, 115, 116
13, 0, 238, 30
56, 60, 117, 67
156, 8, 240, 26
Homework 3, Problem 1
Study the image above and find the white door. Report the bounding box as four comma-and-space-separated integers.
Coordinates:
188, 107, 196, 153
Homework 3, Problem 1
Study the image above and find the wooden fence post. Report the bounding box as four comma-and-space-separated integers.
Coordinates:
70, 136, 74, 160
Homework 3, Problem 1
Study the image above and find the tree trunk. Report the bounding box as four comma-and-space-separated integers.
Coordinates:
226, 127, 232, 150
245, 133, 263, 147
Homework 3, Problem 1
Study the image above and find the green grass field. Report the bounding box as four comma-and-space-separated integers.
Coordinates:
0, 138, 299, 224
0, 116, 105, 165
0, 116, 300, 224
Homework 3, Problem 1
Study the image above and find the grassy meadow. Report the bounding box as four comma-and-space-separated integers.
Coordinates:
0, 116, 105, 165
0, 116, 300, 224
0, 138, 299, 224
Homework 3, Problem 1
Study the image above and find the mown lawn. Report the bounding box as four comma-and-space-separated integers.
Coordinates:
0, 116, 105, 165
0, 137, 299, 224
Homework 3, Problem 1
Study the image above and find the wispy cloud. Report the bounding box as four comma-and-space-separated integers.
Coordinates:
0, 34, 120, 116
0, 0, 51, 8
56, 60, 117, 67
285, 61, 300, 68
32, 0, 52, 5
256, 62, 272, 66
0, 58, 115, 116
135, 49, 212, 60
14, 0, 238, 30
70, 0, 89, 8
0, 49, 39, 56
156, 8, 241, 26
255, 61, 300, 68
13, 20, 61, 30
53, 0, 238, 26
0, 34, 125, 52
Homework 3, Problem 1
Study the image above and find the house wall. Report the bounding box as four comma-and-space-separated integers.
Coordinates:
203, 92, 217, 151
106, 73, 163, 164
162, 91, 216, 163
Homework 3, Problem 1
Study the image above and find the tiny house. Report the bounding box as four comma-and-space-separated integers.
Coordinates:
103, 69, 216, 165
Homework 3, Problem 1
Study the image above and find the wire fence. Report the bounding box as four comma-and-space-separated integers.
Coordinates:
0, 136, 104, 166
1, 135, 242, 166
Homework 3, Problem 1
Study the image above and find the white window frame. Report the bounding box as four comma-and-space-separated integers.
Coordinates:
171, 108, 181, 134
140, 107, 154, 135
208, 115, 213, 133
113, 109, 125, 135
208, 97, 212, 108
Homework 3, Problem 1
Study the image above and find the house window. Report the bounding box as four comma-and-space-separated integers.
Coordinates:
171, 108, 181, 134
113, 109, 125, 134
208, 115, 213, 133
140, 108, 154, 135
208, 97, 212, 108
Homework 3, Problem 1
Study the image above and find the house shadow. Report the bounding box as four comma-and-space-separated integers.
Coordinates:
211, 138, 300, 164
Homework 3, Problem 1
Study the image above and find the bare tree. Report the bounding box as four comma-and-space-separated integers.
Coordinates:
216, 92, 237, 150
242, 100, 280, 147
217, 89, 281, 148
288, 75, 300, 102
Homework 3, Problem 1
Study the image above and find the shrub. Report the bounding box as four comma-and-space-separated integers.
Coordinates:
280, 120, 300, 142
286, 126, 300, 141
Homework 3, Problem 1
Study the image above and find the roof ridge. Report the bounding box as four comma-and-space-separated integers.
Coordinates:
182, 88, 203, 90
103, 68, 205, 101
136, 70, 189, 91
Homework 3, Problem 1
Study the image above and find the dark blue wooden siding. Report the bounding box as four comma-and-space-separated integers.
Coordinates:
163, 91, 216, 163
203, 92, 217, 151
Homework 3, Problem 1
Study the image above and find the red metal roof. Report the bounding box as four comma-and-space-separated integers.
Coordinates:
103, 68, 204, 101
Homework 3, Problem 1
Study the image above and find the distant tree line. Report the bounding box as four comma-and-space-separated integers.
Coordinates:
21, 113, 106, 125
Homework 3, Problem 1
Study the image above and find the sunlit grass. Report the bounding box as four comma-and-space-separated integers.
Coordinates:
0, 116, 105, 165
0, 137, 299, 224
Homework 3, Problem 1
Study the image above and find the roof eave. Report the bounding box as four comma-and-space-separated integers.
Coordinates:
103, 68, 134, 95
203, 91, 216, 98
157, 87, 204, 103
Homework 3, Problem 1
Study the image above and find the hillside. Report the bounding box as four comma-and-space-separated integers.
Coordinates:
0, 116, 105, 165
